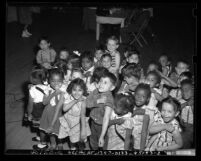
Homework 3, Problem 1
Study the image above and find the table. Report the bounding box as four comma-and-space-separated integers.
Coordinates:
96, 16, 125, 42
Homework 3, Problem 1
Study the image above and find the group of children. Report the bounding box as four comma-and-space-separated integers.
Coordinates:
25, 35, 194, 151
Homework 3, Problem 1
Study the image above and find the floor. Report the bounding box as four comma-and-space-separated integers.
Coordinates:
5, 5, 196, 152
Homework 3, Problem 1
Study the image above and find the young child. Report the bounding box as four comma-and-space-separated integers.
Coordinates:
27, 68, 48, 141
80, 51, 96, 94
107, 93, 134, 150
105, 35, 121, 74
81, 71, 117, 150
36, 36, 57, 69
94, 44, 105, 67
145, 97, 183, 151
180, 79, 194, 149
118, 63, 141, 94
146, 61, 160, 74
158, 54, 172, 77
121, 49, 144, 79
170, 60, 190, 85
33, 68, 66, 150
124, 83, 151, 150
145, 71, 162, 108
58, 78, 91, 150
57, 47, 70, 63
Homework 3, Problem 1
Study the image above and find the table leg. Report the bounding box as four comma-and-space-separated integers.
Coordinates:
96, 22, 100, 41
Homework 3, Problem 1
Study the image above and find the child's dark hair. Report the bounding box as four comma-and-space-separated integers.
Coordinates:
71, 68, 84, 76
126, 49, 141, 60
91, 67, 109, 83
180, 71, 193, 81
180, 79, 193, 87
114, 93, 135, 113
177, 59, 190, 68
163, 84, 174, 92
54, 59, 67, 75
38, 36, 50, 44
59, 46, 69, 53
122, 63, 141, 80
48, 68, 64, 82
106, 35, 119, 45
135, 83, 152, 99
101, 54, 112, 62
30, 68, 47, 85
80, 51, 94, 62
95, 44, 106, 51
67, 78, 87, 96
102, 71, 117, 87
147, 70, 161, 85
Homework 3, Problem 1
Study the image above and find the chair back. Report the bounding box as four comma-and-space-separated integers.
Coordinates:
135, 10, 150, 32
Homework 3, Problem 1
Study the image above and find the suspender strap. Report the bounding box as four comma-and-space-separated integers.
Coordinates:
114, 124, 125, 142
35, 86, 46, 95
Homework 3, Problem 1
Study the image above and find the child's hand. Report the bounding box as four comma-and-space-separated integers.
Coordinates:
97, 96, 107, 104
98, 136, 105, 147
27, 114, 33, 121
80, 130, 87, 142
114, 118, 125, 125
78, 97, 85, 102
46, 126, 53, 134
28, 84, 33, 89
165, 124, 175, 133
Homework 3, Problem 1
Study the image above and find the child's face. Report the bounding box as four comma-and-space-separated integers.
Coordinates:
134, 88, 149, 107
161, 102, 177, 123
127, 54, 139, 64
178, 75, 188, 85
60, 51, 69, 60
71, 71, 83, 80
49, 74, 63, 90
162, 87, 169, 99
67, 62, 72, 70
95, 50, 104, 61
39, 40, 50, 50
124, 76, 139, 91
82, 57, 93, 71
181, 83, 193, 101
175, 62, 189, 76
107, 39, 119, 53
159, 56, 168, 67
147, 64, 158, 73
98, 77, 114, 93
101, 57, 112, 69
146, 74, 158, 88
72, 85, 84, 100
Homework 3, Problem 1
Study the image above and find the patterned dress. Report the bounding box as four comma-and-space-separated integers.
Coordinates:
58, 94, 91, 143
145, 114, 182, 151
107, 111, 132, 150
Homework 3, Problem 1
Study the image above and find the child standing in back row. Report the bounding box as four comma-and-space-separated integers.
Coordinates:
36, 36, 57, 69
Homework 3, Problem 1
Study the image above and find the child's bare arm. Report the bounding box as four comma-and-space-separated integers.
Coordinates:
43, 90, 59, 105
149, 123, 168, 135
63, 97, 85, 112
27, 93, 34, 117
80, 100, 87, 141
124, 128, 132, 150
98, 106, 112, 147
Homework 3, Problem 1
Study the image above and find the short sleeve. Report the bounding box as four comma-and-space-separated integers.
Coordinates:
104, 93, 114, 109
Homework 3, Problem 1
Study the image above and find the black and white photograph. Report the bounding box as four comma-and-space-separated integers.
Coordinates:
5, 1, 196, 156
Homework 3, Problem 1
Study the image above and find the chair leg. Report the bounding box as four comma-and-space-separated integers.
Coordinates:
140, 34, 148, 45
133, 34, 143, 47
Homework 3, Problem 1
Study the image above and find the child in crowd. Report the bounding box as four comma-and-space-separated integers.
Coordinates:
36, 36, 57, 69
145, 71, 163, 107
27, 68, 48, 141
65, 54, 80, 84
105, 35, 121, 74
146, 97, 183, 151
81, 72, 117, 150
118, 63, 141, 94
146, 61, 159, 74
158, 54, 172, 77
180, 79, 194, 149
124, 83, 151, 150
121, 49, 144, 79
100, 54, 114, 75
170, 60, 190, 85
70, 68, 85, 81
58, 78, 91, 150
80, 51, 96, 93
107, 93, 134, 150
56, 47, 70, 63
33, 68, 66, 150
94, 44, 105, 67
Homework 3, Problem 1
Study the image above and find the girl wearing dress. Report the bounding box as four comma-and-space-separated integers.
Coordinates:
145, 97, 183, 151
58, 78, 91, 150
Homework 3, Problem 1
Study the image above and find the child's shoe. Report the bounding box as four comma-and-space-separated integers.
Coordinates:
33, 143, 48, 150
32, 136, 40, 142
